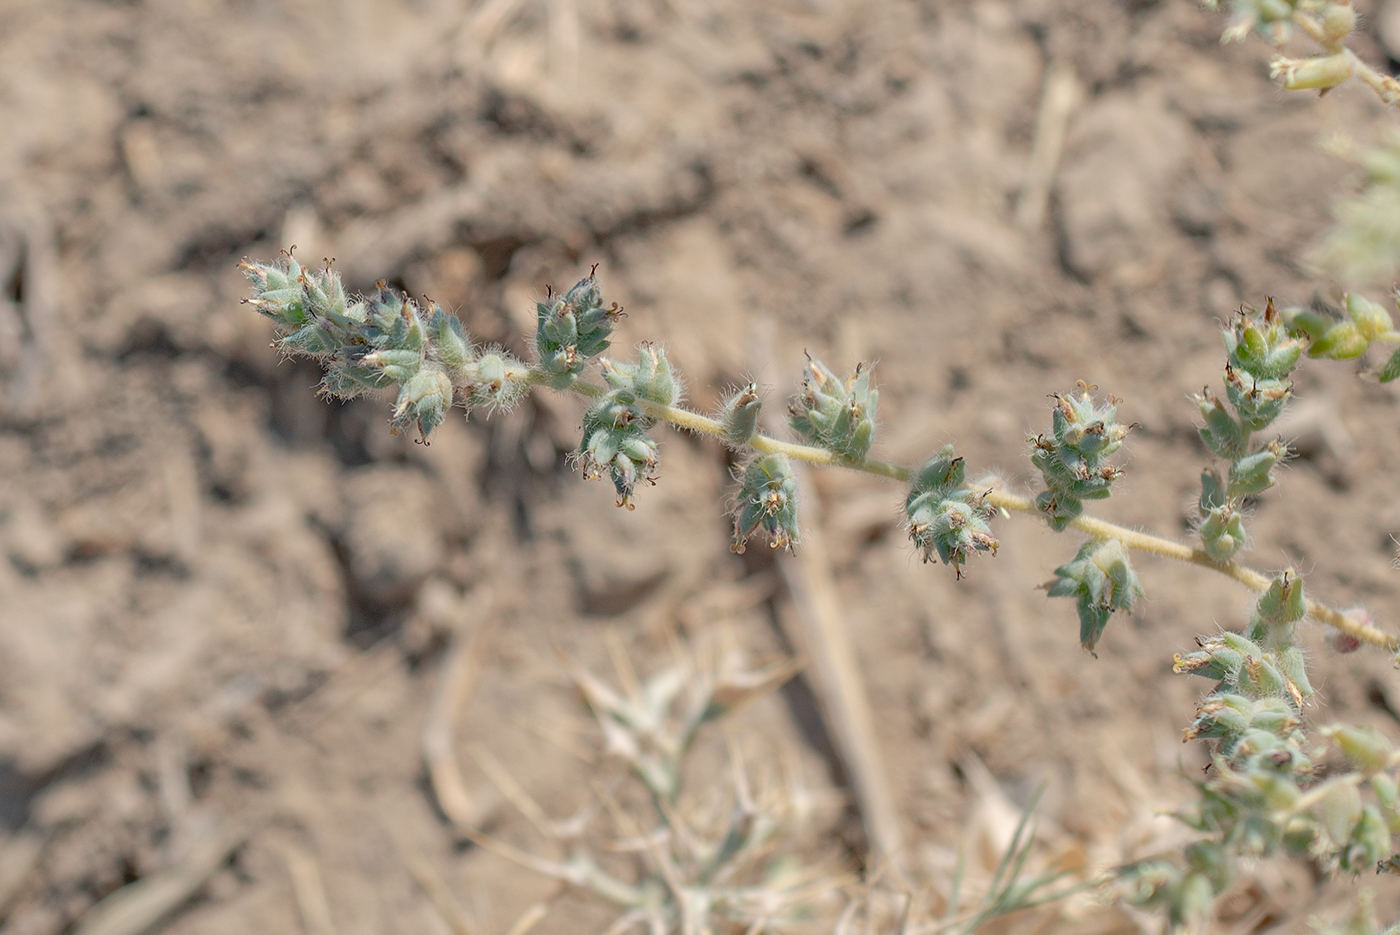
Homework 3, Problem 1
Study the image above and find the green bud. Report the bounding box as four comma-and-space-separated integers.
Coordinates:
1185, 696, 1250, 740
1275, 643, 1314, 701
1325, 725, 1393, 775
1185, 841, 1233, 892
1173, 638, 1244, 682
392, 365, 453, 440
1347, 292, 1394, 340
1228, 439, 1286, 498
1225, 299, 1305, 380
1272, 52, 1353, 91
1284, 307, 1333, 341
1046, 538, 1143, 651
1379, 346, 1400, 383
1246, 570, 1306, 645
1324, 781, 1364, 846
601, 344, 680, 407
1224, 367, 1292, 432
1250, 697, 1301, 736
1200, 502, 1247, 563
906, 444, 999, 577
1030, 383, 1134, 531
1342, 805, 1392, 873
362, 348, 424, 384
429, 304, 474, 375
719, 383, 763, 446
579, 397, 660, 510
1239, 654, 1286, 698
1221, 631, 1264, 658
1197, 394, 1247, 460
1310, 321, 1371, 359
466, 351, 531, 412
788, 356, 879, 460
731, 454, 799, 553
533, 270, 622, 385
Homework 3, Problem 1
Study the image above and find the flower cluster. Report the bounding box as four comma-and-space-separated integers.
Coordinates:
731, 454, 799, 554
577, 344, 679, 509
903, 444, 999, 578
787, 357, 878, 460
1029, 382, 1134, 531
1194, 300, 1304, 562
533, 270, 623, 387
1125, 572, 1400, 926
1045, 539, 1144, 652
241, 253, 527, 440
1287, 292, 1400, 381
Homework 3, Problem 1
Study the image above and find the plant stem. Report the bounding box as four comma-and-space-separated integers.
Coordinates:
1291, 11, 1400, 107
556, 378, 1396, 651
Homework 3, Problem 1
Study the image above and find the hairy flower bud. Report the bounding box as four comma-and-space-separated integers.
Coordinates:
1246, 569, 1306, 645
1225, 299, 1305, 381
1046, 538, 1144, 651
1031, 382, 1135, 531
905, 444, 999, 577
1325, 724, 1393, 775
534, 271, 622, 386
788, 356, 878, 460
1322, 1, 1357, 42
1185, 695, 1251, 741
1271, 53, 1353, 91
392, 365, 453, 438
1200, 504, 1247, 563
1197, 393, 1247, 459
718, 384, 763, 446
465, 351, 531, 412
241, 254, 491, 441
731, 454, 799, 553
578, 397, 660, 510
1309, 321, 1370, 360
1228, 439, 1287, 498
602, 344, 680, 407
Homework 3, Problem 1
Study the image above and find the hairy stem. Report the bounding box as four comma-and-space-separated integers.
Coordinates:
556, 378, 1394, 651
1292, 11, 1400, 107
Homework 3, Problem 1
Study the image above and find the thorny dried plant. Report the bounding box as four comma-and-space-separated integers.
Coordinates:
456, 633, 1090, 935
237, 1, 1400, 930
464, 634, 844, 935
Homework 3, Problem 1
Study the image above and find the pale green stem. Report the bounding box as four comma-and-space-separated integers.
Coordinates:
550, 376, 1395, 651
1290, 12, 1400, 106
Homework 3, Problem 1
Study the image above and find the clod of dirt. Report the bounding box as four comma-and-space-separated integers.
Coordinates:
2, 498, 65, 573
338, 465, 450, 614
1057, 90, 1189, 281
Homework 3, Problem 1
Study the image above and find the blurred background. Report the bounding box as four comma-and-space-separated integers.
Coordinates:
3, 0, 1400, 932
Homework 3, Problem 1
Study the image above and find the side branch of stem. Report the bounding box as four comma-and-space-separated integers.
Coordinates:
559, 378, 1395, 651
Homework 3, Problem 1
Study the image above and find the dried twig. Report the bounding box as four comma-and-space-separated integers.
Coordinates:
1015, 59, 1081, 230
71, 816, 253, 935
409, 857, 478, 935
423, 590, 496, 833
504, 902, 550, 935
285, 846, 337, 935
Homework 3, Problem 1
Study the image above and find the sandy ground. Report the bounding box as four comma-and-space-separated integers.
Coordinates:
2, 0, 1400, 932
